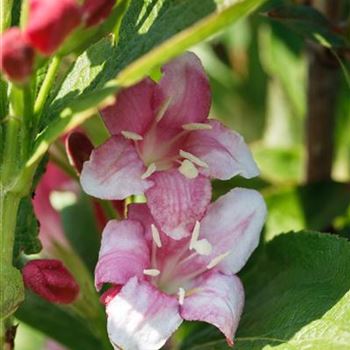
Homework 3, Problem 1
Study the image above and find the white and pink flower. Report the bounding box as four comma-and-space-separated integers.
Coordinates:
80, 52, 259, 200
95, 172, 266, 350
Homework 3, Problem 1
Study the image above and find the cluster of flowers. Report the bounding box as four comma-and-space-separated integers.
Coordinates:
23, 52, 266, 349
0, 0, 115, 83
77, 52, 267, 349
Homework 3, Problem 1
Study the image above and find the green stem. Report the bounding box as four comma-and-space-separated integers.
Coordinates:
1, 116, 20, 186
0, 192, 21, 271
34, 56, 61, 125
0, 0, 13, 33
0, 190, 24, 323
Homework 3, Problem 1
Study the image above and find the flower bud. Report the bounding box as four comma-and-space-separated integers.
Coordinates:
82, 0, 115, 27
0, 28, 34, 83
22, 259, 79, 304
65, 132, 94, 174
25, 0, 81, 55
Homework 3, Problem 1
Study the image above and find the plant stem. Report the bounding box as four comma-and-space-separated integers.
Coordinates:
1, 116, 20, 186
0, 192, 21, 266
0, 0, 13, 33
0, 190, 24, 331
34, 56, 61, 125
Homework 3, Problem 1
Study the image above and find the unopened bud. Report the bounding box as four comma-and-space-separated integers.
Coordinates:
65, 132, 94, 174
0, 28, 34, 83
82, 0, 115, 27
25, 0, 81, 55
22, 259, 79, 304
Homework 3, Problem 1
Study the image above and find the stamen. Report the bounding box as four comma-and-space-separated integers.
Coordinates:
121, 130, 143, 141
178, 287, 185, 305
180, 150, 208, 168
143, 269, 160, 276
182, 123, 212, 131
178, 159, 198, 179
156, 97, 172, 122
151, 224, 162, 248
192, 239, 212, 256
141, 163, 157, 179
207, 251, 231, 269
189, 221, 200, 250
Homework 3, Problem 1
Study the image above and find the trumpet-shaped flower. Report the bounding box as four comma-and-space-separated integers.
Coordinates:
80, 52, 259, 201
95, 172, 266, 350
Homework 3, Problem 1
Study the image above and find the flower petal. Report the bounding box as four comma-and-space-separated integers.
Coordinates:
154, 52, 211, 130
184, 120, 259, 180
181, 271, 244, 345
101, 78, 157, 136
146, 170, 211, 240
107, 277, 182, 350
95, 220, 150, 290
32, 163, 75, 249
80, 136, 153, 200
127, 203, 156, 242
201, 188, 267, 274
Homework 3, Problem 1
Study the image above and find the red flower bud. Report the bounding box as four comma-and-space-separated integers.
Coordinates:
65, 132, 94, 174
82, 0, 115, 27
22, 259, 80, 304
25, 0, 81, 55
0, 28, 34, 83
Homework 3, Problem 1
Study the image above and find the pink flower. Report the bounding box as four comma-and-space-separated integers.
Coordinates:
22, 259, 80, 304
80, 52, 259, 200
82, 0, 115, 27
32, 162, 77, 249
25, 0, 81, 55
0, 28, 34, 83
95, 173, 266, 349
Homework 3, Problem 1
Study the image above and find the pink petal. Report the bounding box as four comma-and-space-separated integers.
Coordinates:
101, 78, 157, 136
95, 220, 150, 290
184, 120, 259, 180
106, 277, 182, 350
127, 203, 156, 242
80, 136, 153, 200
154, 52, 211, 130
201, 188, 267, 274
146, 170, 211, 240
32, 163, 76, 249
127, 203, 188, 273
181, 271, 244, 345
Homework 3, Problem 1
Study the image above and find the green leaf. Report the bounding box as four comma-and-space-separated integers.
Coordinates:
28, 0, 266, 172
15, 291, 106, 350
267, 5, 349, 49
181, 231, 350, 349
13, 197, 42, 266
60, 193, 100, 273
